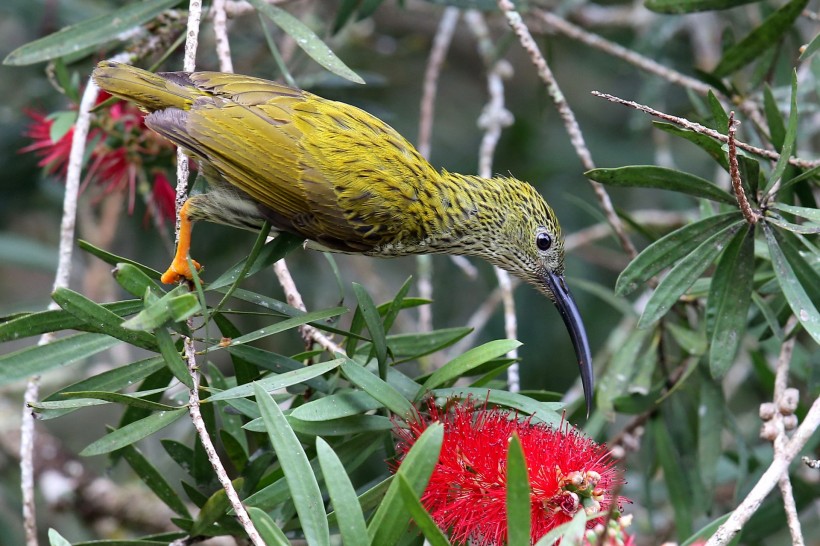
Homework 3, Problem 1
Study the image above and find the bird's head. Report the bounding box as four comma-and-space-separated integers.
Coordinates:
487, 179, 594, 416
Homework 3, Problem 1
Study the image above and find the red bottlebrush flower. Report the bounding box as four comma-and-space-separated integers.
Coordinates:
393, 398, 628, 546
151, 171, 177, 222
20, 110, 75, 175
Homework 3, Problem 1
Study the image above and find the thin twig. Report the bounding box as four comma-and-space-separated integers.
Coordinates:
770, 317, 804, 546
706, 395, 820, 545
465, 9, 520, 391
496, 0, 638, 260
212, 0, 234, 73
21, 73, 107, 546
728, 112, 760, 224
172, 1, 262, 543
273, 260, 345, 355
592, 91, 820, 169
534, 10, 769, 134
416, 7, 459, 335
535, 10, 712, 96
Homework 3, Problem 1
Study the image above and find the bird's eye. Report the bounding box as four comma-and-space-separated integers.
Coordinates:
536, 232, 552, 251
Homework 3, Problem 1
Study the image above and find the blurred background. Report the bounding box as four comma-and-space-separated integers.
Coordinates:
0, 0, 817, 543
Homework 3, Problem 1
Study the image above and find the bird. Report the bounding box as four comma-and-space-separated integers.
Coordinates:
92, 61, 594, 414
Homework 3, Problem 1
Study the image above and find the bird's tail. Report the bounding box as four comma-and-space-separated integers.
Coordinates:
92, 61, 201, 112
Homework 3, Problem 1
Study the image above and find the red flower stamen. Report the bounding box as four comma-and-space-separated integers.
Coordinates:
393, 398, 629, 546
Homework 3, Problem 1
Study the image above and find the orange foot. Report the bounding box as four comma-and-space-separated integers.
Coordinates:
160, 257, 202, 284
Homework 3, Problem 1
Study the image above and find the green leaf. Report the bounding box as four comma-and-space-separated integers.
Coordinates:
316, 438, 369, 546
190, 479, 241, 536
653, 419, 693, 539
639, 222, 743, 328
764, 224, 820, 344
0, 333, 120, 386
533, 510, 588, 546
352, 283, 388, 377
225, 345, 331, 392
45, 356, 164, 402
0, 300, 142, 342
653, 122, 728, 169
55, 389, 176, 411
771, 202, 820, 223
121, 291, 200, 331
712, 0, 809, 77
697, 372, 725, 507
4, 0, 183, 65
47, 529, 71, 546
763, 85, 786, 150
80, 408, 186, 456
586, 166, 736, 205
155, 328, 193, 389
213, 307, 346, 348
120, 441, 191, 517
114, 262, 165, 299
645, 0, 758, 14
396, 475, 450, 546
800, 31, 820, 60
78, 239, 163, 278
763, 73, 798, 194
423, 339, 521, 391
368, 423, 443, 545
708, 226, 755, 378
290, 390, 380, 421
208, 233, 304, 290
247, 0, 365, 84
208, 358, 343, 401
388, 327, 473, 362
340, 359, 416, 418
254, 383, 330, 546
431, 388, 562, 425
596, 327, 654, 417
681, 513, 733, 545
506, 434, 531, 546
52, 288, 158, 351
247, 507, 290, 546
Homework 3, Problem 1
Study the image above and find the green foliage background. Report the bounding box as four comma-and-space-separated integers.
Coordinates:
0, 0, 818, 545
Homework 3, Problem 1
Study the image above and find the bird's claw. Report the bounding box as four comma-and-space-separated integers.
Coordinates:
160, 257, 201, 284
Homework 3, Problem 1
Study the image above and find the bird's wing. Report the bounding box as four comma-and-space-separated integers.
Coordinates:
148, 71, 442, 251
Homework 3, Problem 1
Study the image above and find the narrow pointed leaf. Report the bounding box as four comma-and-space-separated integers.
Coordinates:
352, 283, 388, 377
78, 239, 162, 277
800, 32, 820, 60
423, 339, 522, 390
764, 224, 820, 344
712, 0, 809, 77
52, 288, 158, 350
697, 373, 725, 505
586, 166, 736, 205
340, 359, 416, 418
0, 333, 119, 386
214, 307, 346, 348
653, 122, 728, 169
254, 384, 330, 546
120, 441, 191, 517
208, 358, 343, 401
763, 85, 787, 150
771, 202, 820, 223
0, 300, 142, 342
708, 226, 755, 378
155, 328, 193, 389
247, 507, 290, 546
763, 73, 798, 194
317, 438, 369, 546
247, 0, 365, 84
368, 423, 443, 545
396, 475, 450, 546
646, 0, 758, 14
506, 434, 531, 546
113, 262, 165, 298
3, 0, 183, 65
190, 479, 242, 535
80, 408, 186, 456
208, 232, 304, 290
639, 222, 743, 328
121, 291, 200, 331
290, 390, 381, 421
653, 419, 693, 539
45, 356, 164, 402
225, 344, 331, 392
431, 388, 562, 425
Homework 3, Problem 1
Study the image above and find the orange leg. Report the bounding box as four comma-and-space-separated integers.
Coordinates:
161, 199, 202, 284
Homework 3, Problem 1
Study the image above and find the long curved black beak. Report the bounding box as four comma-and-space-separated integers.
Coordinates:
544, 271, 594, 417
